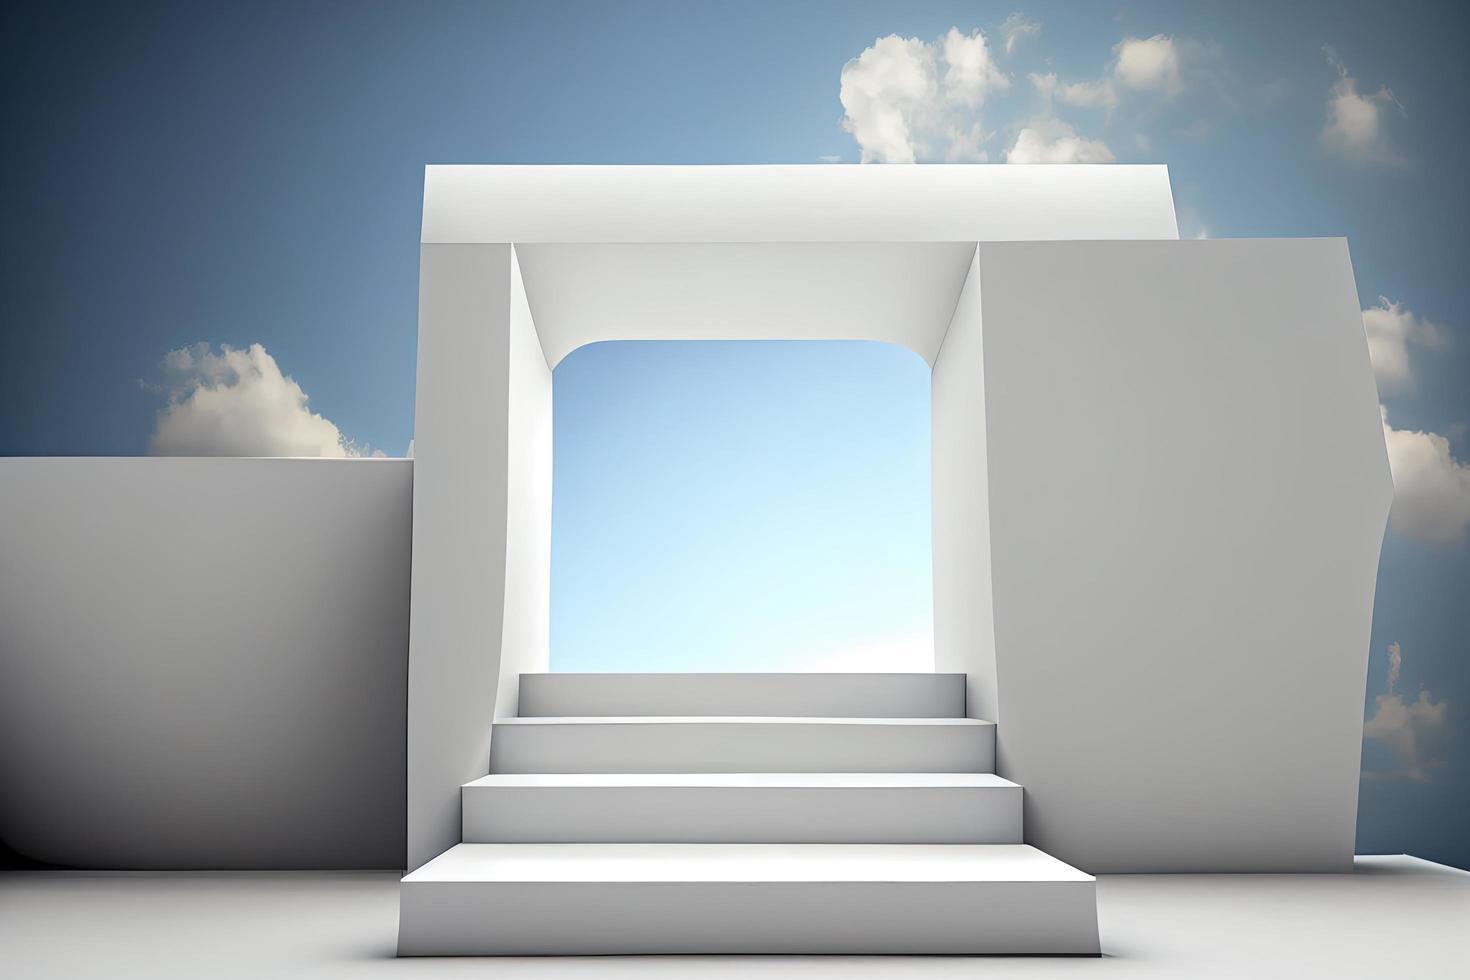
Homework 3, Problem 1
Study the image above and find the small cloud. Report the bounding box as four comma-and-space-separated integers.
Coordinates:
839, 28, 1008, 163
1362, 297, 1448, 396
817, 154, 842, 163
1113, 35, 1182, 97
149, 343, 375, 457
1000, 13, 1042, 56
1005, 117, 1115, 164
1030, 71, 1119, 112
1382, 408, 1470, 545
1363, 642, 1448, 783
1321, 47, 1404, 163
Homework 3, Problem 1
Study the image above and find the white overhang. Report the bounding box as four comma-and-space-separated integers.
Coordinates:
420, 165, 1181, 367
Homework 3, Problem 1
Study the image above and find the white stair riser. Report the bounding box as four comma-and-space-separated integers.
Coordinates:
462, 784, 1022, 844
399, 879, 1099, 955
488, 721, 995, 774
517, 672, 967, 718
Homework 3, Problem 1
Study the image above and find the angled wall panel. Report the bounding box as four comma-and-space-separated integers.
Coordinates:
976, 239, 1392, 872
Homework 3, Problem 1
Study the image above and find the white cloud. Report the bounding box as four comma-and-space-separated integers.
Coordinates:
1006, 117, 1115, 164
1030, 72, 1118, 111
1000, 13, 1041, 56
1363, 642, 1448, 783
1382, 409, 1470, 544
1322, 47, 1402, 162
1026, 34, 1194, 120
1362, 297, 1448, 395
839, 28, 1008, 163
149, 343, 377, 458
1113, 35, 1182, 96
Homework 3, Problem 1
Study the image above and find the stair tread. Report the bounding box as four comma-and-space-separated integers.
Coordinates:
464, 772, 1017, 788
405, 843, 1092, 884
523, 672, 965, 679
496, 715, 992, 725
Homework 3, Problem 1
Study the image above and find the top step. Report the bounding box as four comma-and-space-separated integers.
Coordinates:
518, 672, 966, 718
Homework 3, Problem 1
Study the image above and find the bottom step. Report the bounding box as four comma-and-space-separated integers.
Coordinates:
398, 843, 1099, 955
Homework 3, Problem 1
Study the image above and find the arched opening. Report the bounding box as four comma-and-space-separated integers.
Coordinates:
550, 339, 934, 673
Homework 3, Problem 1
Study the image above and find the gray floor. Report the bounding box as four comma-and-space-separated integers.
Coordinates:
2, 856, 1466, 978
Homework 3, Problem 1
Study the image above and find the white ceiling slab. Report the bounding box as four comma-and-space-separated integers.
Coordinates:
515, 241, 977, 367
422, 164, 1180, 244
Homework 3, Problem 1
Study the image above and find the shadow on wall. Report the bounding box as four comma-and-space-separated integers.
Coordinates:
0, 458, 412, 870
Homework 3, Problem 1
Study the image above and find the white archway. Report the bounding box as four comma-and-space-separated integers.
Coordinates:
405, 165, 1390, 874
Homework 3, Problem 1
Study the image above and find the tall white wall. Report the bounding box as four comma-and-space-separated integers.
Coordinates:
976, 239, 1392, 872
407, 244, 551, 871
495, 246, 553, 719
931, 249, 998, 722
0, 458, 411, 869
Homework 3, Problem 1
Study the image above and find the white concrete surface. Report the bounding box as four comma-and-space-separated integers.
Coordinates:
931, 248, 998, 723
517, 672, 966, 718
422, 164, 1180, 244
495, 246, 554, 721
398, 843, 1098, 955
0, 457, 411, 869
515, 242, 976, 366
6, 857, 1463, 976
487, 717, 996, 774
407, 244, 551, 870
461, 772, 1022, 844
970, 240, 1391, 872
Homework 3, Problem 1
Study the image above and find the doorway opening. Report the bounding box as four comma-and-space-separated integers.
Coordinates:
550, 339, 934, 673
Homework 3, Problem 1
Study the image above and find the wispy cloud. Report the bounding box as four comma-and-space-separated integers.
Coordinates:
1322, 46, 1405, 164
1000, 13, 1041, 56
1363, 642, 1449, 783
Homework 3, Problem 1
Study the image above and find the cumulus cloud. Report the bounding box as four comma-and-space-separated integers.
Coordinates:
1362, 297, 1448, 395
1000, 13, 1041, 55
1382, 410, 1470, 545
839, 28, 1008, 163
1006, 117, 1115, 164
1363, 642, 1448, 783
149, 343, 377, 457
1113, 35, 1183, 96
1322, 47, 1403, 162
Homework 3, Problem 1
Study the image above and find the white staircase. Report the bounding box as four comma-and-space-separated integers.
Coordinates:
398, 672, 1100, 956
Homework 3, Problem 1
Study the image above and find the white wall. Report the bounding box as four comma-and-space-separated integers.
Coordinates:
406, 244, 551, 870
974, 240, 1391, 872
495, 246, 553, 719
423, 164, 1179, 244
0, 457, 411, 869
931, 248, 998, 722
515, 242, 976, 367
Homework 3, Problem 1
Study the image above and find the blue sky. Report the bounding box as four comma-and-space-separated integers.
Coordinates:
1, 1, 1466, 866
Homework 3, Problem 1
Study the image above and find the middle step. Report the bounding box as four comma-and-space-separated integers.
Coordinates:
463, 772, 1022, 843
488, 716, 996, 774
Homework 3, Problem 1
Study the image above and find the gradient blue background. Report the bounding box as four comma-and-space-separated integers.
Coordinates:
1, 0, 1465, 868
